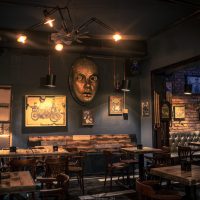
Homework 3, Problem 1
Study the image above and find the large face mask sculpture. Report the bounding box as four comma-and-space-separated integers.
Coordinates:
69, 58, 99, 104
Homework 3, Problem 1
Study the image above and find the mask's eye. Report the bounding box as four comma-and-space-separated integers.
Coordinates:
76, 74, 84, 81
90, 75, 98, 82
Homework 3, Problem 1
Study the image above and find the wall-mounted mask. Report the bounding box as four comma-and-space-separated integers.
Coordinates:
69, 57, 99, 105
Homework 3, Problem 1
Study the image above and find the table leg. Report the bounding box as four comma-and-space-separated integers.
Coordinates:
138, 154, 144, 180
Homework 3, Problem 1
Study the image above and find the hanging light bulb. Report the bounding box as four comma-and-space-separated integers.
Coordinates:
55, 43, 63, 51
113, 33, 122, 42
17, 34, 27, 44
44, 17, 55, 27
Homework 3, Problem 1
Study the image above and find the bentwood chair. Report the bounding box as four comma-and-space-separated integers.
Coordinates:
103, 150, 127, 190
68, 150, 86, 194
38, 173, 69, 200
44, 157, 68, 178
136, 179, 183, 200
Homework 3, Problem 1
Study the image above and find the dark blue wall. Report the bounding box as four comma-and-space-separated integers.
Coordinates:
0, 51, 140, 147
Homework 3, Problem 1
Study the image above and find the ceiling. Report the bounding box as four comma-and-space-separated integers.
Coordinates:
0, 0, 199, 57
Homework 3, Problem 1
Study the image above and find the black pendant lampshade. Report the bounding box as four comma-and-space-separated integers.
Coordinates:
45, 74, 56, 88
184, 83, 192, 95
121, 79, 131, 92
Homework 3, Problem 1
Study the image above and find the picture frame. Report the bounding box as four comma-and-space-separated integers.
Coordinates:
141, 100, 150, 117
82, 110, 94, 126
109, 96, 123, 115
160, 101, 171, 121
25, 95, 66, 127
173, 105, 185, 120
186, 75, 200, 94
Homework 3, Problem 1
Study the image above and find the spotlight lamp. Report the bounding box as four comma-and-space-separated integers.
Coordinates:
17, 34, 27, 44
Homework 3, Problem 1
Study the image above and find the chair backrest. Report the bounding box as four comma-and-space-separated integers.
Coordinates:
136, 179, 156, 200
45, 157, 68, 178
153, 152, 171, 166
56, 173, 69, 194
178, 146, 192, 162
9, 158, 36, 179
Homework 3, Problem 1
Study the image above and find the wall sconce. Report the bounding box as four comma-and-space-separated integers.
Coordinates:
44, 55, 56, 88
184, 83, 192, 95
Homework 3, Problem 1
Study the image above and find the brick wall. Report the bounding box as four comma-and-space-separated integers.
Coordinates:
169, 65, 200, 133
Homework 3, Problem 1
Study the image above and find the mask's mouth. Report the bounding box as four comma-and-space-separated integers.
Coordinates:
83, 92, 92, 97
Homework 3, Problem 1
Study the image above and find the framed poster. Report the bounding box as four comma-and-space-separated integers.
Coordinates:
173, 105, 185, 120
141, 100, 150, 117
109, 96, 123, 115
82, 110, 94, 126
161, 101, 171, 121
25, 95, 66, 127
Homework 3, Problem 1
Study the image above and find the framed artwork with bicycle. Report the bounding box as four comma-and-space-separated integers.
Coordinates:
25, 95, 66, 127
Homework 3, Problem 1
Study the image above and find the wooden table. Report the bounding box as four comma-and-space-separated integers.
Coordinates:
0, 147, 69, 158
121, 147, 162, 180
0, 171, 36, 194
150, 165, 200, 199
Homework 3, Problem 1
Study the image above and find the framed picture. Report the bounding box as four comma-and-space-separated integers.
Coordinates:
161, 101, 171, 121
141, 100, 150, 117
186, 75, 200, 94
82, 110, 94, 126
173, 105, 185, 120
109, 96, 123, 115
25, 95, 66, 127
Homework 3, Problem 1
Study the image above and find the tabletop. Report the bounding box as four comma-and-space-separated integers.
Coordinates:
150, 165, 200, 186
0, 146, 69, 158
121, 146, 162, 154
0, 171, 36, 194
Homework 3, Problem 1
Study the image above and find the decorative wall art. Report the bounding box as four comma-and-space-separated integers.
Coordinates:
82, 110, 94, 126
173, 105, 185, 120
25, 95, 66, 127
161, 101, 171, 121
69, 57, 99, 105
141, 100, 150, 117
109, 96, 123, 115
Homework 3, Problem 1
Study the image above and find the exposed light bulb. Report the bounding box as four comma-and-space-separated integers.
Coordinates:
113, 33, 122, 42
17, 34, 27, 44
44, 18, 55, 27
55, 43, 63, 51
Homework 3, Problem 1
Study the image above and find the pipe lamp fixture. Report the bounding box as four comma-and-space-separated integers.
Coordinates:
16, 5, 122, 49
44, 55, 56, 88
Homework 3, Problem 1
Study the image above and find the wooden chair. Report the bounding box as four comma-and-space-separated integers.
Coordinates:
68, 150, 86, 194
44, 157, 68, 178
103, 150, 127, 190
178, 146, 192, 162
38, 173, 69, 200
136, 179, 183, 200
120, 150, 138, 185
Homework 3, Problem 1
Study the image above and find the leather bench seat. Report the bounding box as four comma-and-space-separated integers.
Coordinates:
169, 132, 200, 153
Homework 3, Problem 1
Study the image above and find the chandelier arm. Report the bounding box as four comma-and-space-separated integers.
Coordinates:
58, 7, 69, 33
77, 17, 115, 33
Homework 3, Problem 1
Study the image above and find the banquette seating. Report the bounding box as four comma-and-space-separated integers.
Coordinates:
169, 132, 200, 153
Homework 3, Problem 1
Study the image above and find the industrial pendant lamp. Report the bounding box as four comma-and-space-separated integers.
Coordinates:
44, 55, 56, 88
184, 83, 192, 95
121, 62, 131, 119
